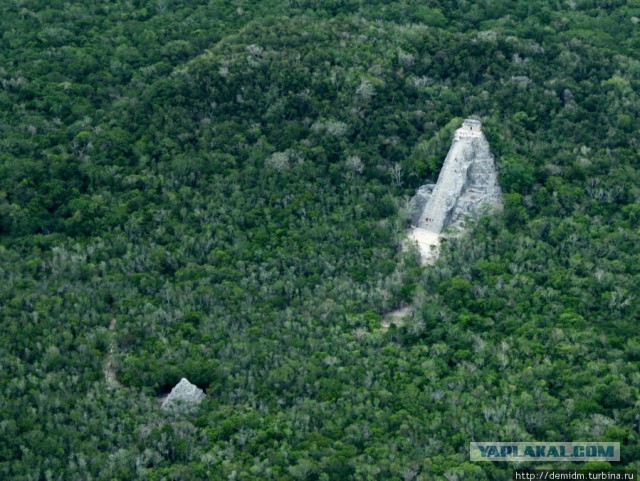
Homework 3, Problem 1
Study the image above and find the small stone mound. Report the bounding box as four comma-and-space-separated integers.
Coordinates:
161, 378, 205, 411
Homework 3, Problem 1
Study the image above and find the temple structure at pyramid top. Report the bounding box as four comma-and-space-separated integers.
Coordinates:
454, 118, 483, 140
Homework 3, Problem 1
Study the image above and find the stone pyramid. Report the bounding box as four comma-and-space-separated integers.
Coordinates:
161, 378, 206, 411
412, 119, 502, 233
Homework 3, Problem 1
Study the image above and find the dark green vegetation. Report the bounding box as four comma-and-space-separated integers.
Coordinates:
1, 0, 639, 479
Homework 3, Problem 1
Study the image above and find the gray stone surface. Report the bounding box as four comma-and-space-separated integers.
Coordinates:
409, 183, 435, 226
415, 119, 502, 234
161, 378, 206, 411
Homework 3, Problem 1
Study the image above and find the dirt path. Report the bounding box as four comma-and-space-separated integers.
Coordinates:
380, 228, 440, 330
104, 319, 121, 387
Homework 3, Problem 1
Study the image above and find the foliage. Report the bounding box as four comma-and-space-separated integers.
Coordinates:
1, 0, 639, 479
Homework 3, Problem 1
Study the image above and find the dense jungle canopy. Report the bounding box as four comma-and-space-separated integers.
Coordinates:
1, 0, 639, 479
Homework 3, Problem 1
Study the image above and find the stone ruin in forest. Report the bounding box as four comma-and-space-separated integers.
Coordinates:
161, 378, 206, 412
407, 119, 502, 263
